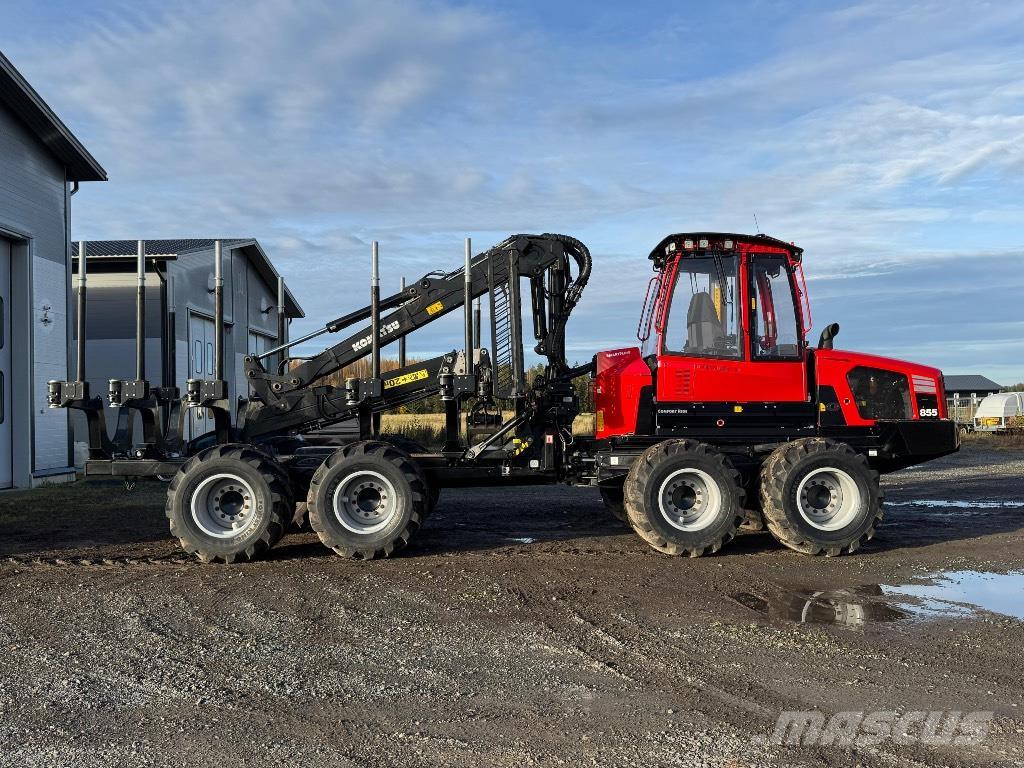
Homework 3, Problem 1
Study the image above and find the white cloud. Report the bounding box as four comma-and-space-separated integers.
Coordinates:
5, 0, 1024, 381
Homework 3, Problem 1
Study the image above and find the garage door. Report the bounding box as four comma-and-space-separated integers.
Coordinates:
0, 239, 11, 488
248, 330, 274, 358
188, 312, 216, 440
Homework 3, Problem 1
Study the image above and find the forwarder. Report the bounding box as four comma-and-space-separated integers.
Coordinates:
49, 233, 959, 562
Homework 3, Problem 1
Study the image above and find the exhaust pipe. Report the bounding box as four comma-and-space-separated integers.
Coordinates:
817, 322, 840, 350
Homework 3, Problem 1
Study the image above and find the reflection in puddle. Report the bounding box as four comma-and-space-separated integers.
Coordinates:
733, 571, 1024, 627
887, 499, 1024, 509
732, 586, 906, 628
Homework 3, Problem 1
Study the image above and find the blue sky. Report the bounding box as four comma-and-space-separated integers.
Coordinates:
5, 0, 1024, 382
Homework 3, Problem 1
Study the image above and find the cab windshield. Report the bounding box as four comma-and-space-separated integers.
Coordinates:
662, 255, 740, 358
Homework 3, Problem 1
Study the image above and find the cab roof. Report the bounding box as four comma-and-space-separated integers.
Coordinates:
649, 232, 803, 269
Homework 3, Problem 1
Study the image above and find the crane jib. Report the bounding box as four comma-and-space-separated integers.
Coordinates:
239, 234, 591, 439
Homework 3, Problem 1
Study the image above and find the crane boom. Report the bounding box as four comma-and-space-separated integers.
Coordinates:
238, 234, 590, 439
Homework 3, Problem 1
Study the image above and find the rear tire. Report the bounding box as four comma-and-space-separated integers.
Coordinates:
759, 438, 883, 556
599, 485, 628, 524
166, 444, 292, 563
623, 440, 745, 557
307, 440, 427, 559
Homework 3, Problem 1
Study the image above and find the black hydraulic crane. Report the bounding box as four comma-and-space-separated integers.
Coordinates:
50, 233, 592, 474
236, 233, 592, 442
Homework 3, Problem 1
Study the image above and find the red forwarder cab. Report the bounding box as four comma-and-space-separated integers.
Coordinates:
593, 233, 958, 473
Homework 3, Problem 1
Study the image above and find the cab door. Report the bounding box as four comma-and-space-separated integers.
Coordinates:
653, 249, 811, 436
742, 253, 808, 402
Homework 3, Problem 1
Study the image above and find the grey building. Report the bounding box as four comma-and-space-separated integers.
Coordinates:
0, 50, 106, 488
72, 239, 304, 452
943, 374, 1002, 402
943, 374, 1002, 424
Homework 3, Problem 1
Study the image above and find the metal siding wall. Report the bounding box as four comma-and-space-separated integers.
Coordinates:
240, 254, 278, 394
32, 259, 70, 471
0, 101, 72, 484
245, 257, 278, 338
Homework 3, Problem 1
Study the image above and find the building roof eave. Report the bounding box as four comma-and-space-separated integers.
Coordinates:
0, 50, 107, 182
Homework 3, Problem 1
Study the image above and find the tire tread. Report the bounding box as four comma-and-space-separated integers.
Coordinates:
623, 439, 746, 557
306, 441, 426, 560
758, 437, 884, 556
166, 443, 292, 564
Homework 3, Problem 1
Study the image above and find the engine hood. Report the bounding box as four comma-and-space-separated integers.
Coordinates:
814, 348, 943, 380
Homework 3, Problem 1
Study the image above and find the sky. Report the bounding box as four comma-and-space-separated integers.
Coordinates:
5, 0, 1024, 383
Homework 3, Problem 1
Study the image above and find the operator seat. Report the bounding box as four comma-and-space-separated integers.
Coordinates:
685, 292, 724, 354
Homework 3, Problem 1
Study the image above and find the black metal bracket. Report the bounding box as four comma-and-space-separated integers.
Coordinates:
47, 379, 115, 459
185, 378, 232, 444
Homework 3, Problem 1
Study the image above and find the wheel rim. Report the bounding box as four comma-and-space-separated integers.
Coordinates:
191, 473, 258, 539
657, 468, 723, 531
332, 470, 398, 534
795, 466, 863, 531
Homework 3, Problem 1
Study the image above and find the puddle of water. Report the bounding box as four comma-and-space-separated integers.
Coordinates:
884, 571, 1024, 621
733, 571, 1024, 628
887, 499, 1024, 509
732, 586, 906, 628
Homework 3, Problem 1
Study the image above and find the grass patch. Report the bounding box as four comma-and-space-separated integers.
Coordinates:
961, 430, 1024, 451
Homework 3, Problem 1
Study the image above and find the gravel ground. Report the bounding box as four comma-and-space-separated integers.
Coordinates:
1, 443, 1023, 767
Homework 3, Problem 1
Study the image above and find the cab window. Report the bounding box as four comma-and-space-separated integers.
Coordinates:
750, 256, 801, 359
662, 255, 740, 358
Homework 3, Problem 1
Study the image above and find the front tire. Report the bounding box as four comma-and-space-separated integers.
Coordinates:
623, 440, 745, 557
307, 441, 427, 559
759, 438, 883, 556
166, 444, 293, 563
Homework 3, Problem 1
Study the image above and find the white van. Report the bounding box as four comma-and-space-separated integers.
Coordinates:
973, 392, 1024, 432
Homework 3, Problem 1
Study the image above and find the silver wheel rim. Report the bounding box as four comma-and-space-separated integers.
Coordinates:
191, 473, 258, 539
332, 470, 398, 534
657, 468, 723, 531
796, 466, 863, 531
